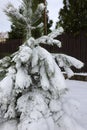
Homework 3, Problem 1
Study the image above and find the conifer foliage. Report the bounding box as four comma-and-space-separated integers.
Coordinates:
57, 0, 87, 34
0, 27, 84, 130
5, 0, 45, 40
0, 0, 85, 130
5, 0, 52, 40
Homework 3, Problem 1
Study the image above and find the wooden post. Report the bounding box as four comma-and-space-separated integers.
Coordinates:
44, 0, 47, 35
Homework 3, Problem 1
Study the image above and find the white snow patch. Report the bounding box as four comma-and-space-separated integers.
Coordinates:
15, 67, 32, 92
0, 120, 17, 130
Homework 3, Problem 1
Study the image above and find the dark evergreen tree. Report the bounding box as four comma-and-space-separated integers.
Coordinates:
57, 0, 87, 35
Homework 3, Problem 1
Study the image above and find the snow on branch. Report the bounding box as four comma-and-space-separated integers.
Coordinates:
0, 56, 11, 68
35, 3, 45, 16
53, 54, 84, 78
48, 27, 64, 38
4, 4, 27, 25
31, 3, 45, 25
34, 27, 64, 48
35, 36, 61, 48
36, 46, 66, 93
25, 35, 61, 48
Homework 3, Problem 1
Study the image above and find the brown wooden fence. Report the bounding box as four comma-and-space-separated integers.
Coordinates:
57, 32, 87, 72
0, 32, 87, 72
0, 39, 22, 53
0, 39, 22, 58
41, 32, 87, 72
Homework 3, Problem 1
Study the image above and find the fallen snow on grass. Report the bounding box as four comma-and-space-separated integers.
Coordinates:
65, 79, 87, 130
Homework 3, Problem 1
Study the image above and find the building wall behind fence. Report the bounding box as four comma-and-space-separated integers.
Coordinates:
0, 33, 87, 72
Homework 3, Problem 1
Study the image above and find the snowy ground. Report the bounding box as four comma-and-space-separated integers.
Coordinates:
65, 79, 87, 130
0, 79, 87, 130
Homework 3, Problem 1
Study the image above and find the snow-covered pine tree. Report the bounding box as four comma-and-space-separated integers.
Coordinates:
4, 0, 45, 40
0, 0, 85, 130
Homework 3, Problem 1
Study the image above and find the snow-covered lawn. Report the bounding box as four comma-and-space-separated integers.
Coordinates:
0, 79, 87, 130
65, 79, 87, 130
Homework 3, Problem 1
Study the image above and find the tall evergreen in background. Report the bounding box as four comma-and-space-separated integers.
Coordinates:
5, 0, 53, 40
57, 0, 87, 35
